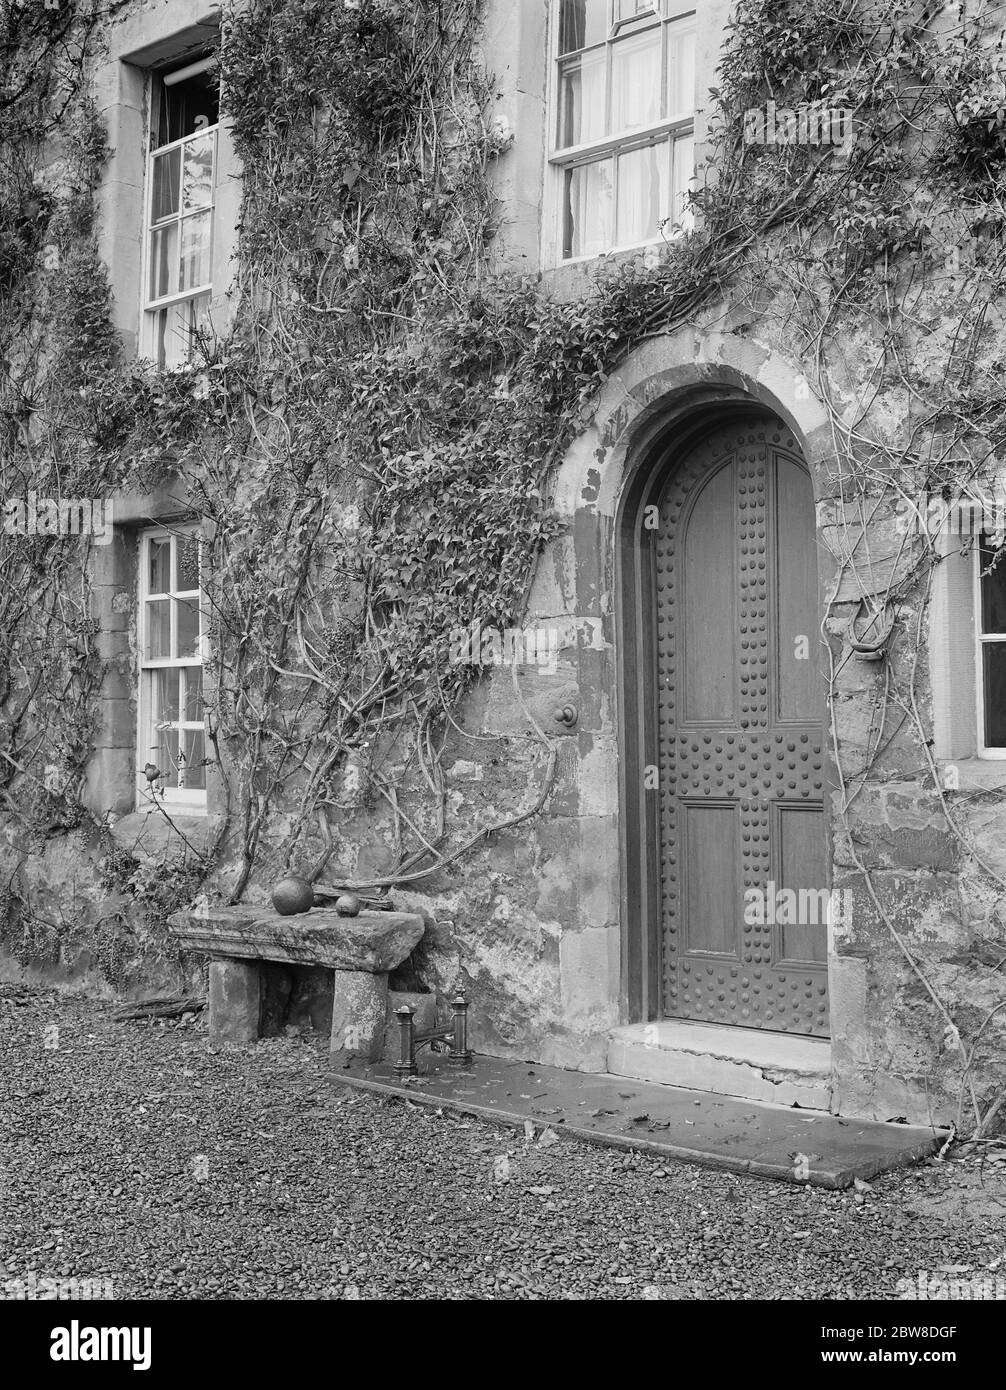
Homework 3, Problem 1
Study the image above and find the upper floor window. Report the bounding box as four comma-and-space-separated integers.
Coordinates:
142, 56, 219, 368
551, 1, 696, 261
138, 526, 208, 811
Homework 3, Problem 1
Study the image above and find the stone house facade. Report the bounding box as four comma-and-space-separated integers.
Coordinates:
3, 0, 1005, 1134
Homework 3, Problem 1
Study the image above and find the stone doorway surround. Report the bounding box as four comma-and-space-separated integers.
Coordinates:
532, 324, 847, 1113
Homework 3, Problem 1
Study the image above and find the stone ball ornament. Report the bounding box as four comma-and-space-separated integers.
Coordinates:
270, 875, 315, 916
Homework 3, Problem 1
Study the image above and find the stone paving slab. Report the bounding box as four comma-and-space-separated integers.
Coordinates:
334, 1054, 943, 1189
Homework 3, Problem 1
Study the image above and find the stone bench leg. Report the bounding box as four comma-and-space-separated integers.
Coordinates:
330, 971, 387, 1064
209, 959, 261, 1044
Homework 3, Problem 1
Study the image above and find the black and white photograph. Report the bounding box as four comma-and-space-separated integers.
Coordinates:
0, 0, 1003, 1362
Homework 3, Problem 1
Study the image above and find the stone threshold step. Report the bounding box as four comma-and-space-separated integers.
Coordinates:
332, 1054, 942, 1190
608, 1021, 832, 1109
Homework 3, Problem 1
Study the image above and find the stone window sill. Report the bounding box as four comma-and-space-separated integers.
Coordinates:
936, 757, 1006, 789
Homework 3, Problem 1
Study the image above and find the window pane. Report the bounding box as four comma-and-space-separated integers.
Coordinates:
182, 666, 204, 723
558, 50, 606, 148
177, 533, 200, 592
179, 210, 212, 291
189, 293, 212, 349
180, 729, 206, 791
151, 148, 180, 222
149, 223, 179, 301
176, 597, 200, 658
667, 20, 696, 117
980, 537, 1006, 633
150, 294, 211, 370
611, 28, 661, 135
615, 141, 663, 246
670, 131, 695, 232
147, 725, 180, 787
149, 306, 170, 369
563, 159, 613, 258
559, 0, 608, 54
148, 537, 171, 594
154, 68, 219, 148
182, 132, 215, 211
146, 599, 171, 660
617, 0, 656, 20
150, 668, 180, 726
983, 643, 1006, 746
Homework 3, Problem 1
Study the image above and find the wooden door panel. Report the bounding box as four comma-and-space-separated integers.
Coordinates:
775, 802, 829, 965
682, 462, 736, 724
655, 417, 829, 1036
682, 802, 739, 958
775, 454, 820, 724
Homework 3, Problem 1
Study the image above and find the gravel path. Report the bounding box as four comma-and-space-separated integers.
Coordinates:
2, 983, 1004, 1300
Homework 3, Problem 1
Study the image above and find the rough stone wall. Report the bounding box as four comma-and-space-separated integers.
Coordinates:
2, 0, 1005, 1133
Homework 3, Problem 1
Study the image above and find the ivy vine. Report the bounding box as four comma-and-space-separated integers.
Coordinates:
2, 0, 1006, 1132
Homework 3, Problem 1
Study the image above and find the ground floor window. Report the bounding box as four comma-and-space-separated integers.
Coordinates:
137, 525, 207, 810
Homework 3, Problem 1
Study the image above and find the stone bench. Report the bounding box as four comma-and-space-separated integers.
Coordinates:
167, 905, 425, 1063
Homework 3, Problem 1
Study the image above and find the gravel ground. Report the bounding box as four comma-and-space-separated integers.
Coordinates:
2, 982, 1005, 1301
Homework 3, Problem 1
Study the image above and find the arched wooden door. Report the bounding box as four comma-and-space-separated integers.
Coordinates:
651, 414, 829, 1036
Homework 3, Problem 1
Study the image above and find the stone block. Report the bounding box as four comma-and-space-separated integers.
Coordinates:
95, 697, 134, 751
575, 733, 619, 817
525, 530, 576, 615
83, 747, 135, 817
832, 868, 965, 952
114, 812, 219, 862
96, 628, 130, 662
167, 905, 424, 972
574, 816, 619, 929
208, 959, 261, 1044
330, 972, 388, 1064
560, 925, 618, 1027
482, 668, 580, 738
98, 664, 135, 704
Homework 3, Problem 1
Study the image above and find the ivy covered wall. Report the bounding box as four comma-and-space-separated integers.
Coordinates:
2, 0, 1006, 1129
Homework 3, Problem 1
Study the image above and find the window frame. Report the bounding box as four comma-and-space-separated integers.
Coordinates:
140, 57, 219, 369
547, 0, 698, 265
974, 534, 1006, 759
136, 524, 209, 813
